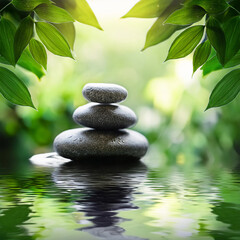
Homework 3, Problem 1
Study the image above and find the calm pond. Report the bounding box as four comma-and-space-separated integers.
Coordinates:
1, 153, 240, 240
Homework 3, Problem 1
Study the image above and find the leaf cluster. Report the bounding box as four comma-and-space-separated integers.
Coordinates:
124, 0, 240, 109
0, 0, 101, 108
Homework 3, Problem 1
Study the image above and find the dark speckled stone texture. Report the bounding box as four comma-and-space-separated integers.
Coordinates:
54, 128, 149, 160
73, 103, 137, 130
53, 83, 149, 161
82, 83, 128, 103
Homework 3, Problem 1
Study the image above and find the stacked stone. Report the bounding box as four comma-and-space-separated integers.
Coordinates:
54, 83, 149, 161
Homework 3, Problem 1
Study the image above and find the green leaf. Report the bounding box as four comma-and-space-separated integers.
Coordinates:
166, 25, 204, 60
0, 55, 10, 65
165, 6, 205, 25
0, 18, 16, 66
206, 69, 240, 110
193, 40, 211, 68
202, 52, 240, 76
56, 0, 102, 30
0, 0, 11, 11
223, 16, 240, 63
225, 52, 240, 68
215, 7, 239, 24
122, 0, 173, 18
229, 0, 240, 13
0, 66, 35, 108
34, 3, 74, 23
201, 56, 223, 76
143, 1, 186, 50
35, 22, 73, 58
144, 18, 183, 50
29, 39, 47, 69
12, 0, 52, 11
14, 16, 34, 63
18, 48, 45, 79
185, 0, 229, 14
53, 22, 75, 50
193, 40, 211, 73
206, 17, 226, 65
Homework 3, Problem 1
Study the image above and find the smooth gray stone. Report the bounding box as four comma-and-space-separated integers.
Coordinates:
73, 103, 137, 130
54, 128, 148, 160
82, 83, 128, 103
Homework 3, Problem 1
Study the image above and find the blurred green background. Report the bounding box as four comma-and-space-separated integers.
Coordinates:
1, 0, 240, 169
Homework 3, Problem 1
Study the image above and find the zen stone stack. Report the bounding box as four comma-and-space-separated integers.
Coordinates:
54, 83, 149, 161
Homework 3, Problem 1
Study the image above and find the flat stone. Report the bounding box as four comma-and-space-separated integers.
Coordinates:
82, 83, 128, 103
54, 128, 148, 160
73, 103, 137, 130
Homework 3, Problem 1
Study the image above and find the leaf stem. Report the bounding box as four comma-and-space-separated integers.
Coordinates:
0, 2, 12, 13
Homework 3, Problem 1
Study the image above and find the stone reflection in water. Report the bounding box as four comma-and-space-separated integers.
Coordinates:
53, 159, 148, 240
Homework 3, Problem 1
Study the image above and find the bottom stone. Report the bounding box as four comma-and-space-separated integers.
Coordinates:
54, 128, 148, 160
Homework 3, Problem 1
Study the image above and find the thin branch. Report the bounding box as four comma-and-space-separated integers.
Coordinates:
0, 2, 12, 13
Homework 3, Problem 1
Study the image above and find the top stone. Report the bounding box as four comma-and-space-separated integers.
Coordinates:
82, 83, 128, 103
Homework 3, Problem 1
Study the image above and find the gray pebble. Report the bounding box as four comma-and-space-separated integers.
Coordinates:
73, 103, 137, 130
54, 128, 148, 160
82, 83, 128, 103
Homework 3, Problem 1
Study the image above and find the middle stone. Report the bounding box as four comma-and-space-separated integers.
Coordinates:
73, 103, 137, 130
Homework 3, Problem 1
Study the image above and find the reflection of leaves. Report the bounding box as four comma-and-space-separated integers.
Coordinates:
210, 202, 240, 238
0, 205, 31, 229
0, 205, 32, 240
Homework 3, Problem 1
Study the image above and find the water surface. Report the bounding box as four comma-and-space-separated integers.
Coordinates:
0, 153, 240, 240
